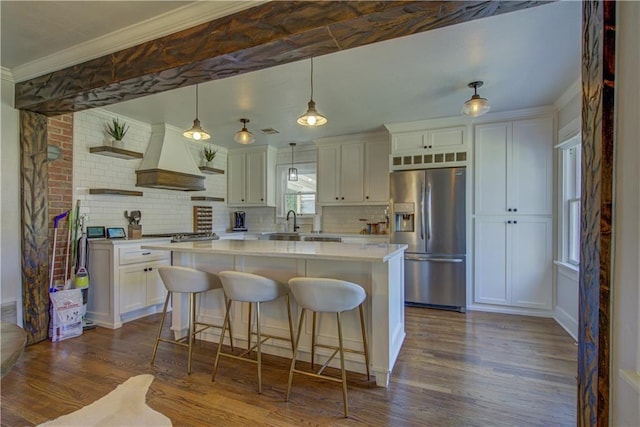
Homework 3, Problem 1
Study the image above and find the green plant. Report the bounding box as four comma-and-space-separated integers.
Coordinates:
106, 118, 129, 141
203, 146, 217, 162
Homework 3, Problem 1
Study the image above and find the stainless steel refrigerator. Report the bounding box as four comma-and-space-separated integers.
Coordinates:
390, 167, 466, 312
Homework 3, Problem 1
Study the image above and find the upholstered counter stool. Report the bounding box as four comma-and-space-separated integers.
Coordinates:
151, 266, 232, 374
286, 277, 370, 418
212, 271, 294, 394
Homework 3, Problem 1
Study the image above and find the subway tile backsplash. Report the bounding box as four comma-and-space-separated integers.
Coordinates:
74, 109, 230, 234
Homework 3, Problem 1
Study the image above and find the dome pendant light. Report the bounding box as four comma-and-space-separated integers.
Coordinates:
297, 58, 327, 127
288, 142, 298, 181
183, 84, 211, 140
461, 81, 491, 117
234, 118, 255, 144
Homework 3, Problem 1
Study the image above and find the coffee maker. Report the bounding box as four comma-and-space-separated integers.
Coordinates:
233, 211, 247, 231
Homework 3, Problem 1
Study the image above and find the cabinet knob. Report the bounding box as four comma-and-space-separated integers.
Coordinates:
341, 197, 344, 200
261, 198, 264, 201
148, 267, 153, 271
507, 208, 512, 212
513, 220, 517, 224
507, 220, 512, 224
335, 197, 339, 200
366, 196, 369, 199
514, 208, 518, 212
241, 199, 245, 202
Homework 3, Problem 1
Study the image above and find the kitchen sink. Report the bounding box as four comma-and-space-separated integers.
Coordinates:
267, 233, 301, 241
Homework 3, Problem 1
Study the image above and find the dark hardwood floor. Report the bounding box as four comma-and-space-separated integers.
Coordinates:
1, 307, 577, 426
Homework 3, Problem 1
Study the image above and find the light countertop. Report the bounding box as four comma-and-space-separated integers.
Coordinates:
142, 240, 407, 263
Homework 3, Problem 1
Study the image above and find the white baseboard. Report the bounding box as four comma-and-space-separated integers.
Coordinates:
554, 305, 578, 341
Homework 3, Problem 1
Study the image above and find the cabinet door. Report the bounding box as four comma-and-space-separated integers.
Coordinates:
426, 126, 466, 149
246, 150, 266, 204
474, 217, 509, 306
510, 118, 553, 215
227, 153, 246, 205
364, 140, 390, 203
119, 265, 146, 314
391, 131, 426, 152
510, 217, 552, 309
146, 259, 170, 306
317, 145, 340, 203
474, 122, 510, 215
339, 143, 364, 202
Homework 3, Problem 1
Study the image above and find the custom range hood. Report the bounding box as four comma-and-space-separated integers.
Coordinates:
136, 123, 205, 191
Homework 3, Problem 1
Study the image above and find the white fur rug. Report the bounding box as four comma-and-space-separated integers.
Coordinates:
38, 374, 172, 426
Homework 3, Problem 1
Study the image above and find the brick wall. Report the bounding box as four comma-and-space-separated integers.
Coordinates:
47, 114, 74, 287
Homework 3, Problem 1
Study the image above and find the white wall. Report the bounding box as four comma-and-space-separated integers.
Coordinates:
74, 109, 231, 234
612, 2, 640, 424
0, 68, 23, 325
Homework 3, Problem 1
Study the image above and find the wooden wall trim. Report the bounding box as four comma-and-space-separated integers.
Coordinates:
578, 1, 615, 425
20, 111, 50, 345
14, 0, 548, 116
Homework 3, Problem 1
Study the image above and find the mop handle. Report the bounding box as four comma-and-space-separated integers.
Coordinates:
49, 211, 69, 291
53, 211, 68, 227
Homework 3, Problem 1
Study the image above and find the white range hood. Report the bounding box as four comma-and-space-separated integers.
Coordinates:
136, 123, 205, 191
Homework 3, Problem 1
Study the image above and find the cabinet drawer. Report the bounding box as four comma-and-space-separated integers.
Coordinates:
118, 246, 170, 265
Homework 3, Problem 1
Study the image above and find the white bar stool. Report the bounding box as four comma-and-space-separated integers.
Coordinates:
151, 266, 232, 374
285, 277, 370, 418
212, 271, 294, 394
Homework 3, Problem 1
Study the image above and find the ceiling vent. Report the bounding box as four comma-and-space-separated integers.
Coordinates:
259, 128, 280, 135
136, 123, 205, 191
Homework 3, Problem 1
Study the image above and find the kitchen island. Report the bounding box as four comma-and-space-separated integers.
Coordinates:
142, 239, 407, 387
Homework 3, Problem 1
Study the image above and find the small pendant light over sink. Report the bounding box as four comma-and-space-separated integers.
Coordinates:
234, 118, 255, 144
183, 84, 211, 140
461, 81, 491, 117
297, 58, 327, 127
288, 143, 298, 181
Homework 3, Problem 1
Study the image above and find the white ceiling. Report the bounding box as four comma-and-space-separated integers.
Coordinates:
1, 1, 581, 149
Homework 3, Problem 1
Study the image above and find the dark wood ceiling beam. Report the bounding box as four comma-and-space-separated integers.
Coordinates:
15, 1, 551, 116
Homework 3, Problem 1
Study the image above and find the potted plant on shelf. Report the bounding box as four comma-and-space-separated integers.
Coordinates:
202, 146, 217, 167
106, 118, 129, 148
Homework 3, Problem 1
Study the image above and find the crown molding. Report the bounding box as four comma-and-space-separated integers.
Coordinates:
10, 1, 264, 83
1, 67, 14, 82
554, 78, 581, 110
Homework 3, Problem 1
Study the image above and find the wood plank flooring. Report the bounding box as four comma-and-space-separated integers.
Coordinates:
0, 307, 577, 426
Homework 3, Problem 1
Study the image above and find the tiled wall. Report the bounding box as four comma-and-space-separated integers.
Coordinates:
73, 109, 231, 234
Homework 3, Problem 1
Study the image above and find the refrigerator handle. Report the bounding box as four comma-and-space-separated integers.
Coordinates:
405, 255, 464, 263
426, 183, 432, 241
420, 182, 425, 241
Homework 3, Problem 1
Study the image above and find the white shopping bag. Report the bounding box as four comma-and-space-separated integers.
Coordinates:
49, 289, 83, 342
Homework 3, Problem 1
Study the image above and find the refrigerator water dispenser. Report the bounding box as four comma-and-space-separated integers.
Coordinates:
394, 202, 415, 232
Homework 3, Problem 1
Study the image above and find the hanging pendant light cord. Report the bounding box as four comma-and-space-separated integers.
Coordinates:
310, 58, 314, 100
195, 85, 199, 118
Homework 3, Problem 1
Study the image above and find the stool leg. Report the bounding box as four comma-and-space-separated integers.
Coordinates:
256, 301, 262, 394
337, 312, 349, 418
286, 294, 295, 352
286, 308, 306, 402
247, 302, 252, 351
311, 311, 317, 369
224, 295, 234, 351
151, 291, 172, 366
358, 304, 370, 381
212, 298, 233, 382
187, 292, 196, 374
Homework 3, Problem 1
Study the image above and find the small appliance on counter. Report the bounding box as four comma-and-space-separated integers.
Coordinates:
233, 211, 247, 231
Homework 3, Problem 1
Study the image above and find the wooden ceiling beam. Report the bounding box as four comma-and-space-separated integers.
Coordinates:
14, 1, 550, 116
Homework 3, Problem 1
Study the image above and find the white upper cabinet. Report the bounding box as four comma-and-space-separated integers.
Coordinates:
315, 131, 389, 206
227, 145, 276, 207
391, 126, 466, 153
474, 116, 553, 216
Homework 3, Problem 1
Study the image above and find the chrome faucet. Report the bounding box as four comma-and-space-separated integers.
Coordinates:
286, 210, 299, 232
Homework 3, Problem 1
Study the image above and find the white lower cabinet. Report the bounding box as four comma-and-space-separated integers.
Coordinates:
474, 216, 552, 310
87, 239, 170, 328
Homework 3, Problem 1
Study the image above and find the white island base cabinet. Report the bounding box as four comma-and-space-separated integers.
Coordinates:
143, 240, 407, 388
87, 239, 171, 329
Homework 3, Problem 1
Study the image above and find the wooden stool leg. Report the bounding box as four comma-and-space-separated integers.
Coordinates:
286, 308, 306, 402
336, 312, 349, 418
359, 304, 370, 380
286, 294, 295, 352
311, 311, 317, 369
212, 298, 233, 382
151, 291, 171, 365
256, 301, 262, 394
224, 295, 234, 351
247, 302, 252, 351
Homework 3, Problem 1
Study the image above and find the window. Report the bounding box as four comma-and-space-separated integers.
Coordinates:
276, 163, 317, 217
557, 133, 582, 266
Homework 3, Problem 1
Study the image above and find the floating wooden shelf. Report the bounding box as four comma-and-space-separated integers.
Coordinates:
191, 196, 225, 202
90, 145, 143, 160
89, 189, 143, 196
198, 166, 224, 174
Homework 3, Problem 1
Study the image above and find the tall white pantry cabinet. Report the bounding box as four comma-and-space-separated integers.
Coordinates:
473, 115, 554, 311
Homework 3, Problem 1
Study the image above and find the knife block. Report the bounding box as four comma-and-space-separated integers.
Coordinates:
128, 224, 142, 239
